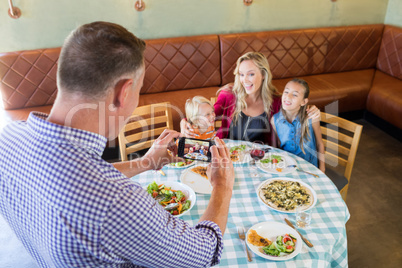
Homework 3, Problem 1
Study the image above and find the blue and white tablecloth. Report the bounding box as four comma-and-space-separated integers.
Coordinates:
133, 140, 350, 268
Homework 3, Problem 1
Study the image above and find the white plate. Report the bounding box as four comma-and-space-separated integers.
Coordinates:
165, 160, 196, 169
246, 221, 302, 261
256, 153, 297, 174
146, 181, 196, 217
226, 143, 252, 164
180, 164, 212, 194
257, 177, 317, 213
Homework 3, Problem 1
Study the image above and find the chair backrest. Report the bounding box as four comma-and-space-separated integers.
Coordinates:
118, 102, 173, 161
320, 112, 363, 181
210, 97, 222, 129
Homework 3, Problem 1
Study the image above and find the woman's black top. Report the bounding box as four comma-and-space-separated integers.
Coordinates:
228, 111, 270, 143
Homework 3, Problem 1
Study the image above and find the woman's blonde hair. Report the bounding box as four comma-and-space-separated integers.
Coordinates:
185, 96, 213, 127
282, 78, 310, 154
225, 52, 280, 123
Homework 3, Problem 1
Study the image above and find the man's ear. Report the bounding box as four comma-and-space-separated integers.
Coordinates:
301, 98, 309, 107
114, 79, 133, 108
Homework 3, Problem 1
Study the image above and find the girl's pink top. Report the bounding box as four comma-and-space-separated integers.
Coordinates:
214, 85, 282, 146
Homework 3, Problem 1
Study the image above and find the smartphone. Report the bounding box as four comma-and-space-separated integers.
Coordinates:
177, 137, 215, 162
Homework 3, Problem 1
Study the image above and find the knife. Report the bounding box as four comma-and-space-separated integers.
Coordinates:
284, 218, 314, 247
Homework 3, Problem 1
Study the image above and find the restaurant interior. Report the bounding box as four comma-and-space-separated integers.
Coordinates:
0, 0, 401, 267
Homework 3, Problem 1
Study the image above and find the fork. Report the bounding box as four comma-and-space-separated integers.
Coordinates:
237, 227, 252, 262
288, 165, 319, 178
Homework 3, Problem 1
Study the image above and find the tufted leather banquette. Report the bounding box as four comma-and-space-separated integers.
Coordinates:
1, 24, 401, 151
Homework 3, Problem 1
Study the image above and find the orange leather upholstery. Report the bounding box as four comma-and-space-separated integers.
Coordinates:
220, 24, 384, 84
1, 24, 401, 138
0, 48, 60, 110
367, 25, 402, 129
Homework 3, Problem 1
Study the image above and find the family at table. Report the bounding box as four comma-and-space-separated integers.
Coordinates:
0, 21, 347, 268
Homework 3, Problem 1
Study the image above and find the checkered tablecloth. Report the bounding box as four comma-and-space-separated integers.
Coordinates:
132, 140, 350, 268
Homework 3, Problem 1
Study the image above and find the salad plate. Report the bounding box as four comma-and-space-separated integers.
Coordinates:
225, 142, 252, 164
256, 153, 297, 174
246, 221, 302, 261
145, 181, 196, 217
180, 164, 212, 194
166, 159, 196, 169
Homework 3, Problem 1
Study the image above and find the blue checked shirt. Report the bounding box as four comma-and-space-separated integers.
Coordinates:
0, 112, 223, 268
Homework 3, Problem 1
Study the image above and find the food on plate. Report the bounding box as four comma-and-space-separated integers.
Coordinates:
146, 181, 191, 216
260, 154, 285, 165
229, 145, 247, 162
191, 166, 208, 179
169, 159, 194, 167
247, 229, 272, 247
258, 180, 313, 212
262, 234, 297, 256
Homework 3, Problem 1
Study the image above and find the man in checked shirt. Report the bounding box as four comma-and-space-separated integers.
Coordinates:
0, 21, 234, 267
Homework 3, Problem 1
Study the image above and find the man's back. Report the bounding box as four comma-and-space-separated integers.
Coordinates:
0, 113, 131, 266
0, 113, 223, 268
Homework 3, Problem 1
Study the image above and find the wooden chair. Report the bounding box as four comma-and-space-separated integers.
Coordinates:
320, 112, 363, 202
210, 97, 222, 129
118, 102, 173, 161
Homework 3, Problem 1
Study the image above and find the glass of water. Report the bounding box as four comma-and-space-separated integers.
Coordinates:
296, 207, 312, 228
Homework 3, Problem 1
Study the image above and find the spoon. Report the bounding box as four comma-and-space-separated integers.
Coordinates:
164, 203, 179, 211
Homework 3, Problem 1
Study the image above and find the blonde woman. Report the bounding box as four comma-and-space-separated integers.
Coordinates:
181, 52, 320, 145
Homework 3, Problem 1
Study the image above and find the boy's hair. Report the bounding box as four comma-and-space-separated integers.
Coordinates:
185, 96, 214, 127
58, 21, 146, 99
283, 78, 311, 154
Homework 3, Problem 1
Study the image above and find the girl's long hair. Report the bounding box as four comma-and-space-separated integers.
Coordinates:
219, 52, 280, 124
282, 78, 310, 154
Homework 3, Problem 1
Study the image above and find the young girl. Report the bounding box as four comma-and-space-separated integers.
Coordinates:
185, 96, 216, 140
271, 78, 325, 172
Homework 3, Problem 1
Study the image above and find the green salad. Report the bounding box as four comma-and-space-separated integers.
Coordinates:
262, 234, 297, 256
260, 155, 283, 164
229, 144, 247, 153
147, 181, 191, 215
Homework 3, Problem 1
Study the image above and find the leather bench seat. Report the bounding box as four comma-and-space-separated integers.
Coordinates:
367, 71, 402, 129
3, 105, 52, 122
273, 69, 375, 112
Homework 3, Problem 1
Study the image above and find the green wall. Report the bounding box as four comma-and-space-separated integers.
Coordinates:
0, 0, 391, 52
385, 0, 402, 26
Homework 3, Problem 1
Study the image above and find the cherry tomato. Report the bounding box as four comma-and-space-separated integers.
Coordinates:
172, 210, 179, 215
272, 158, 278, 163
152, 191, 158, 198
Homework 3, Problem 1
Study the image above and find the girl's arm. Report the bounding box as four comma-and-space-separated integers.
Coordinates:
312, 119, 325, 172
270, 117, 280, 148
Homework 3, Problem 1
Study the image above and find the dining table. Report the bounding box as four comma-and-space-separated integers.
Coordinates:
133, 139, 350, 267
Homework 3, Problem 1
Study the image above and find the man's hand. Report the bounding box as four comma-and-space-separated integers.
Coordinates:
207, 137, 234, 191
142, 129, 183, 170
180, 118, 196, 138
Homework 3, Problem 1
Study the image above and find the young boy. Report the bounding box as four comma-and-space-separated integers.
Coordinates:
185, 96, 217, 140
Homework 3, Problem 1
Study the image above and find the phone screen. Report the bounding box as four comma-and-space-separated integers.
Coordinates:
178, 137, 213, 162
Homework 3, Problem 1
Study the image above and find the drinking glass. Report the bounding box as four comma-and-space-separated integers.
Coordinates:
249, 141, 265, 177
296, 206, 312, 228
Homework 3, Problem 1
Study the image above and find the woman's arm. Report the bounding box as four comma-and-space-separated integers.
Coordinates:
306, 105, 320, 123
312, 119, 325, 172
270, 117, 280, 148
214, 83, 233, 117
